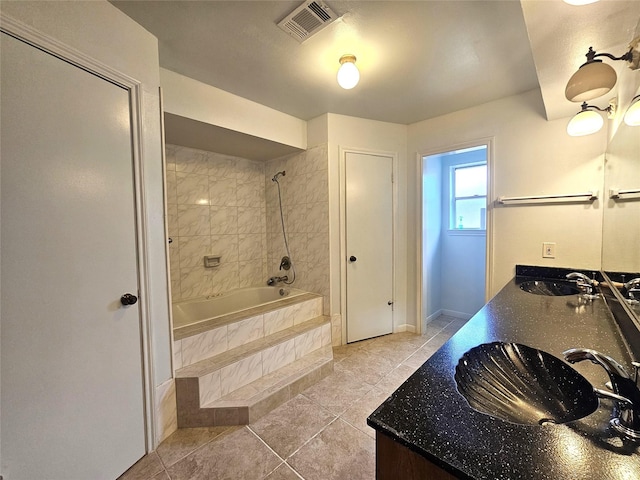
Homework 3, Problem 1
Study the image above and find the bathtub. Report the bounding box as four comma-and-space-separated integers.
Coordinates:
173, 286, 306, 331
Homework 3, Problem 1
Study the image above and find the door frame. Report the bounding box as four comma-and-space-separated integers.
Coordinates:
415, 137, 495, 333
339, 147, 398, 344
1, 14, 156, 449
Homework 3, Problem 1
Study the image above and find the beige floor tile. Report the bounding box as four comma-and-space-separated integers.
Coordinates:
361, 339, 423, 365
250, 394, 336, 458
422, 325, 444, 339
165, 427, 281, 480
138, 330, 462, 480
152, 471, 170, 480
402, 342, 442, 369
118, 452, 165, 480
263, 462, 304, 479
156, 426, 229, 468
331, 343, 363, 363
332, 349, 398, 385
301, 369, 375, 415
384, 332, 430, 349
288, 419, 375, 480
428, 316, 452, 328
375, 364, 417, 395
340, 386, 391, 438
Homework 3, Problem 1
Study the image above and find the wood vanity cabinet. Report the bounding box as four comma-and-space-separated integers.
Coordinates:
376, 432, 460, 480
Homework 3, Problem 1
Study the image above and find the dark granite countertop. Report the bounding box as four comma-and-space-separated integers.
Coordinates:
368, 267, 640, 479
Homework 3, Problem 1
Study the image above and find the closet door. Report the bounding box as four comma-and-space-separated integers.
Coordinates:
345, 152, 394, 343
1, 33, 146, 479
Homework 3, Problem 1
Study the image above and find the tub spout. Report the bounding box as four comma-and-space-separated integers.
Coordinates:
267, 276, 288, 286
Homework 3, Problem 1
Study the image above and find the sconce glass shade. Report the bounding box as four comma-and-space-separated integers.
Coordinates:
623, 95, 640, 126
565, 61, 617, 102
567, 109, 604, 136
337, 55, 359, 90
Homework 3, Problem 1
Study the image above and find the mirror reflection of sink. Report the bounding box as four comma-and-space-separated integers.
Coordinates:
519, 279, 581, 296
455, 342, 598, 426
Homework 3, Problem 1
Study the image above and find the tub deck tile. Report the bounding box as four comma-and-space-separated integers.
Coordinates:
174, 292, 322, 340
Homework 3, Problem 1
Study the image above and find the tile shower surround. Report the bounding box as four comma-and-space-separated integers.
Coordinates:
166, 144, 330, 313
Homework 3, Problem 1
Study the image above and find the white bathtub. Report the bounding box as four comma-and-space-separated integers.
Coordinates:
173, 286, 305, 329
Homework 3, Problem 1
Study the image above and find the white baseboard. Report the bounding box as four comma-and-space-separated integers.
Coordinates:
394, 323, 416, 333
425, 309, 443, 324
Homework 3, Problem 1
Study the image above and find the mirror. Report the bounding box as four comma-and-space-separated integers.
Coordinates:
601, 111, 640, 322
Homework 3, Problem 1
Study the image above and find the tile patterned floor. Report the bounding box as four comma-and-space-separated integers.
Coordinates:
119, 315, 468, 480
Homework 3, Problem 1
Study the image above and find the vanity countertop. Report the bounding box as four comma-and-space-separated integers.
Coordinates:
367, 270, 640, 479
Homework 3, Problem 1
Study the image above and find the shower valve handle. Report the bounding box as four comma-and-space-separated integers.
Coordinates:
349, 256, 357, 262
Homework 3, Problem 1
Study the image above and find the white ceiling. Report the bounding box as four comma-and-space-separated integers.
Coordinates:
111, 0, 640, 126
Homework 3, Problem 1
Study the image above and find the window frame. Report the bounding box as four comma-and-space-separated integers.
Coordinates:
449, 161, 487, 232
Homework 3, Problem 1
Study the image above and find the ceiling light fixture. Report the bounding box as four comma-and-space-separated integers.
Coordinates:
623, 94, 640, 126
567, 101, 615, 136
562, 0, 599, 5
565, 45, 638, 102
337, 54, 359, 90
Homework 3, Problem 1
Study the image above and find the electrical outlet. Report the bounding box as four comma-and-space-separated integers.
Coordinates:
542, 242, 556, 258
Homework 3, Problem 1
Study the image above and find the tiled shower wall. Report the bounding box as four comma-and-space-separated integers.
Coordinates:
166, 145, 267, 302
265, 144, 330, 313
166, 143, 331, 313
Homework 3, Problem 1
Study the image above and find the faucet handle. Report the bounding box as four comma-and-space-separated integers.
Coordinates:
624, 277, 640, 288
633, 362, 640, 386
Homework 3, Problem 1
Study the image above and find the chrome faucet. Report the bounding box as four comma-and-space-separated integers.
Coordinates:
624, 278, 640, 302
566, 272, 598, 298
267, 275, 288, 286
564, 348, 640, 440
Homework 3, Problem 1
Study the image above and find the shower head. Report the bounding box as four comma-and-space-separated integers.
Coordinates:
272, 171, 286, 182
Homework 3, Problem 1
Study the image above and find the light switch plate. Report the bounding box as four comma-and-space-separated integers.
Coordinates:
542, 242, 556, 258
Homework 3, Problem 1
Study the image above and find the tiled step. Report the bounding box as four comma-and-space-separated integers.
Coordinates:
176, 348, 333, 427
175, 315, 332, 427
174, 293, 324, 369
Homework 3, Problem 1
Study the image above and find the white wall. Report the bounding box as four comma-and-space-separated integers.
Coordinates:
320, 114, 408, 338
0, 0, 173, 445
407, 88, 607, 327
422, 155, 442, 323
161, 68, 307, 150
439, 151, 486, 318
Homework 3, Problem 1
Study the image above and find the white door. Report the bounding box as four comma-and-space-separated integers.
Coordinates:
1, 33, 146, 479
345, 152, 394, 343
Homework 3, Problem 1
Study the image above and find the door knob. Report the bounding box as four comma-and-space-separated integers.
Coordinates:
120, 293, 138, 306
349, 256, 357, 262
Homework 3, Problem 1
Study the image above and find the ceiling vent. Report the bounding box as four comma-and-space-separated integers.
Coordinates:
277, 1, 338, 43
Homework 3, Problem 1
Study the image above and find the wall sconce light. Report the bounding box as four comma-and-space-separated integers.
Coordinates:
337, 54, 359, 90
565, 46, 637, 102
567, 100, 615, 136
624, 95, 640, 126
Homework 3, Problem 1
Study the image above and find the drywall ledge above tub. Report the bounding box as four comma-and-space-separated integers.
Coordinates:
161, 68, 307, 159
164, 113, 303, 161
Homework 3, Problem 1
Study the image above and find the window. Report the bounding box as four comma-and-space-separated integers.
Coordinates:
451, 163, 487, 230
